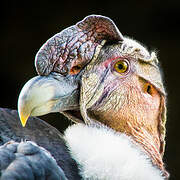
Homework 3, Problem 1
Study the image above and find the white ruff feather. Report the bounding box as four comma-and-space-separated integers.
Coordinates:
64, 124, 164, 180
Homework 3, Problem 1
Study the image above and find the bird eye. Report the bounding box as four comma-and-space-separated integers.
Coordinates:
114, 60, 129, 74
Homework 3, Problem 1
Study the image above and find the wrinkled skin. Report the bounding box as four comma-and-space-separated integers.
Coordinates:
35, 15, 123, 76
80, 43, 166, 172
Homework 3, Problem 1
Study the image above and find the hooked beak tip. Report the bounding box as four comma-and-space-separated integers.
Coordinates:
18, 111, 30, 127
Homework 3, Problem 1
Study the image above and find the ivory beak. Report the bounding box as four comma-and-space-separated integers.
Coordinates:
18, 74, 79, 127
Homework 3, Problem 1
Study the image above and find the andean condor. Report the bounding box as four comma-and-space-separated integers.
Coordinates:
0, 15, 169, 179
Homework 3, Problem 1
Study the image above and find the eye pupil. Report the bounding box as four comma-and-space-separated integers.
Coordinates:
118, 64, 124, 70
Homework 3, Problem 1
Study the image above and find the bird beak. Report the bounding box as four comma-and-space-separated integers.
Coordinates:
18, 74, 79, 127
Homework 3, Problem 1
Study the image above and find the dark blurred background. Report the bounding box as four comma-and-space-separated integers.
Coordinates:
1, 0, 180, 179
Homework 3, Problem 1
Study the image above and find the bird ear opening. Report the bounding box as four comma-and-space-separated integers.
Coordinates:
35, 15, 124, 76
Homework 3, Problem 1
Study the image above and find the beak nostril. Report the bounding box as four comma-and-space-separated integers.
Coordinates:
69, 65, 82, 75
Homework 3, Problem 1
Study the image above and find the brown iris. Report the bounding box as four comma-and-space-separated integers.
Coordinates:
114, 60, 129, 74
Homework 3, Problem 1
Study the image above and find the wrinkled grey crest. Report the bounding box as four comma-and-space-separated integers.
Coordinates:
35, 15, 123, 76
